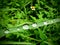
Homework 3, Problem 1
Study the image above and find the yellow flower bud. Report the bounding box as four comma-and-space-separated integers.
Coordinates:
30, 6, 35, 10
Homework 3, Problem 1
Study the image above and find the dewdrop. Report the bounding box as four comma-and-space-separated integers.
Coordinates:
32, 23, 37, 27
17, 28, 20, 31
4, 30, 9, 34
23, 25, 29, 30
44, 22, 48, 25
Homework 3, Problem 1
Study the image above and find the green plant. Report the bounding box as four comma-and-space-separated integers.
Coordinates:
0, 0, 60, 45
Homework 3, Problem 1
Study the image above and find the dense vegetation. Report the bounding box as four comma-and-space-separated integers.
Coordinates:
0, 0, 60, 45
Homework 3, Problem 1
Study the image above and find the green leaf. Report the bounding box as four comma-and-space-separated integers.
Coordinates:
30, 16, 37, 22
0, 41, 33, 45
0, 30, 5, 38
38, 29, 47, 41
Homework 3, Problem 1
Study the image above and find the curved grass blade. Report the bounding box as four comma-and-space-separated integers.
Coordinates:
0, 41, 34, 45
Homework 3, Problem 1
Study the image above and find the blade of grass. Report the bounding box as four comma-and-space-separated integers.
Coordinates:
38, 28, 47, 41
0, 41, 33, 44
20, 34, 41, 42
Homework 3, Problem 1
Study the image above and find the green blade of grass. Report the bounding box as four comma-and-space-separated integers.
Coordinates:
0, 41, 33, 44
0, 18, 60, 38
38, 28, 47, 41
0, 30, 5, 38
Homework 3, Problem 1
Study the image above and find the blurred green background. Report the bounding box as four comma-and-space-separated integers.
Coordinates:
0, 0, 60, 45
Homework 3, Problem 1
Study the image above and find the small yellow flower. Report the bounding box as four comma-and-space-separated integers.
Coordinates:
30, 6, 35, 10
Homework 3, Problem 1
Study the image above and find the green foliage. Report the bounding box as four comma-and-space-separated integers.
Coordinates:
0, 0, 60, 45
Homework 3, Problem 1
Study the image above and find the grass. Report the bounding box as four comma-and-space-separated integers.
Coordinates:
0, 0, 60, 45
